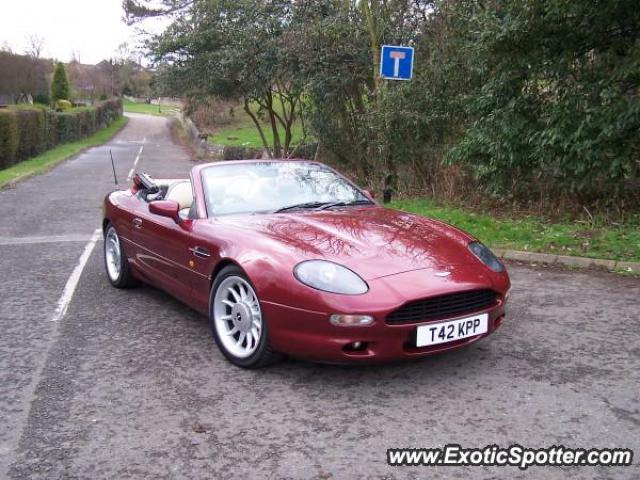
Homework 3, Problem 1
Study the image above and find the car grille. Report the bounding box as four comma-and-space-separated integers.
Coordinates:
386, 289, 498, 325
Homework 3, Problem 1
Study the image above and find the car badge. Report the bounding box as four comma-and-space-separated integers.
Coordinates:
434, 271, 451, 277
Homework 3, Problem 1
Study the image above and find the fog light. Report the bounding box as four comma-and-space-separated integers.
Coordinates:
330, 314, 374, 327
343, 341, 368, 352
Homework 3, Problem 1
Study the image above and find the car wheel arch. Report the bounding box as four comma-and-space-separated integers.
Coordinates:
209, 258, 243, 291
209, 256, 284, 306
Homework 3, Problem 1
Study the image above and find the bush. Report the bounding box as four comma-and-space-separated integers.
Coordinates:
0, 98, 123, 169
94, 98, 122, 128
55, 99, 73, 111
51, 62, 70, 103
443, 0, 640, 209
51, 111, 82, 143
15, 107, 47, 160
34, 94, 50, 106
0, 110, 19, 169
222, 145, 263, 160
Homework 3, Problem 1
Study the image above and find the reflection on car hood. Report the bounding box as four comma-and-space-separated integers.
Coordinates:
218, 206, 480, 280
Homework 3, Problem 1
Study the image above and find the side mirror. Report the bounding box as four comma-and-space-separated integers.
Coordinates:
363, 189, 375, 200
149, 200, 180, 222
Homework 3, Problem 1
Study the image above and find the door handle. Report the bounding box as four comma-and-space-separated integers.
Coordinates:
132, 217, 143, 229
189, 246, 210, 258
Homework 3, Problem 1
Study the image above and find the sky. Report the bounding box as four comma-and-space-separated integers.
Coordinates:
0, 0, 166, 64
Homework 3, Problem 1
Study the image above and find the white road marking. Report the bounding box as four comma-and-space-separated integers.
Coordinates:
0, 234, 93, 245
126, 140, 146, 182
50, 229, 101, 322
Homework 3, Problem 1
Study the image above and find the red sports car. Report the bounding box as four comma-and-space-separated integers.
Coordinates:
103, 160, 510, 368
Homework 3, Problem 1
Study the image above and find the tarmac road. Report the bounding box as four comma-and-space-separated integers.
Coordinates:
0, 113, 638, 479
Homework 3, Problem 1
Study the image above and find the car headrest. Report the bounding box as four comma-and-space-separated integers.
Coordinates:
165, 181, 193, 211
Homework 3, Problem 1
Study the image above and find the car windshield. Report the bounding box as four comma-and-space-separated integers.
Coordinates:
201, 161, 371, 216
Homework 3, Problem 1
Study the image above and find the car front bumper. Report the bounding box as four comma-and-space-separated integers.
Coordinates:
262, 299, 506, 364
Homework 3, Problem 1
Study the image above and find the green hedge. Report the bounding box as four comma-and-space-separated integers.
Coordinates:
0, 111, 19, 168
0, 98, 122, 169
16, 107, 47, 160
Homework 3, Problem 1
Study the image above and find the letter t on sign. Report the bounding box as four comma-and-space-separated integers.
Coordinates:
389, 51, 406, 78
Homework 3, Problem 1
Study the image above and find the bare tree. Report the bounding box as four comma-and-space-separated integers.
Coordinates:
0, 51, 52, 102
25, 35, 45, 58
117, 42, 132, 61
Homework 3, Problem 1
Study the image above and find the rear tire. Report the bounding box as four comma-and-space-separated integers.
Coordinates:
104, 223, 138, 288
209, 265, 282, 368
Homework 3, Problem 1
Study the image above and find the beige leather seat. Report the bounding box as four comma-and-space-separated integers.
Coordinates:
165, 181, 194, 211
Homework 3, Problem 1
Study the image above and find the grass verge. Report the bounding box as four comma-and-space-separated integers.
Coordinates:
0, 116, 128, 189
207, 101, 308, 148
390, 197, 640, 263
123, 98, 177, 116
210, 121, 305, 147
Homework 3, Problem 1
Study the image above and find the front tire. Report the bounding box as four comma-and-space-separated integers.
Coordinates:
104, 223, 138, 288
210, 265, 281, 368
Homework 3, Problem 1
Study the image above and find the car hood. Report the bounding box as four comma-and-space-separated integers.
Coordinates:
217, 206, 480, 280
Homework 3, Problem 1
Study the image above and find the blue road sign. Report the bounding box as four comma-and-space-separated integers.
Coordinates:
380, 45, 414, 81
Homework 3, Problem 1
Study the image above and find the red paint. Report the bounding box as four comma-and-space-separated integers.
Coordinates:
104, 160, 510, 364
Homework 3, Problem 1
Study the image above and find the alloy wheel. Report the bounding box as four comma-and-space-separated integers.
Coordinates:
213, 275, 263, 358
105, 227, 121, 282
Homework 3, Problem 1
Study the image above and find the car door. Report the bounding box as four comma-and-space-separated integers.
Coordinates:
182, 220, 219, 314
110, 192, 142, 269
131, 201, 199, 305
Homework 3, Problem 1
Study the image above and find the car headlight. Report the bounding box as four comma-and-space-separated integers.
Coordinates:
468, 241, 504, 272
294, 260, 369, 295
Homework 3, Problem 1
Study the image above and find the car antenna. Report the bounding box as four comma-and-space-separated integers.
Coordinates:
109, 150, 118, 185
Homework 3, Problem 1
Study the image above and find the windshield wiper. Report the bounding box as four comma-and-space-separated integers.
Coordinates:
315, 199, 374, 211
273, 199, 374, 213
272, 201, 333, 213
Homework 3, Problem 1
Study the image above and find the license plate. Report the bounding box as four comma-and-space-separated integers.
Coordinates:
416, 313, 488, 347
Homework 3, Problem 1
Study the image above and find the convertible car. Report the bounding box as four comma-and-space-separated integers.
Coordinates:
103, 160, 510, 368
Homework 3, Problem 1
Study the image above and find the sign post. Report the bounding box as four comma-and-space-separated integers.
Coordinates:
380, 45, 414, 81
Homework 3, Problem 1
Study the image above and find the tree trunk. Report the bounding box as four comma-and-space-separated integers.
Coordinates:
244, 98, 272, 158
362, 0, 382, 91
265, 92, 282, 158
